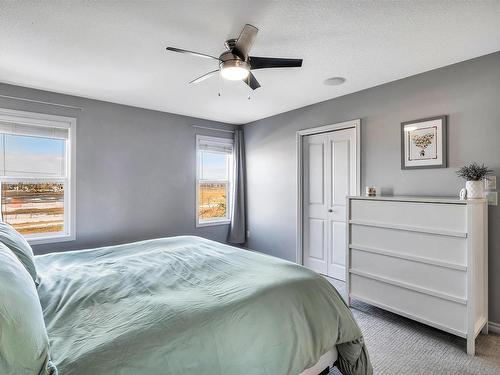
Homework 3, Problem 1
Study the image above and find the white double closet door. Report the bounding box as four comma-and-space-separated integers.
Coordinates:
303, 128, 357, 281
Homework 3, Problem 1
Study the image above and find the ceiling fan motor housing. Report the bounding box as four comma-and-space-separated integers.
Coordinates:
219, 50, 250, 72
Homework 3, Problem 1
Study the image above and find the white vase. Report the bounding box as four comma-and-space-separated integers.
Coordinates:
465, 180, 484, 199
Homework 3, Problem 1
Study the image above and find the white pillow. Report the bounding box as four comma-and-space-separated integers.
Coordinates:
0, 243, 57, 375
0, 221, 38, 284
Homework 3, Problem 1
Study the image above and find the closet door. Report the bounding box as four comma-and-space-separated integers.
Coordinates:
327, 129, 356, 280
303, 133, 329, 275
303, 128, 356, 281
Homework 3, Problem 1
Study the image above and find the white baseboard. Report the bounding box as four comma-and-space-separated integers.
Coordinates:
488, 321, 500, 334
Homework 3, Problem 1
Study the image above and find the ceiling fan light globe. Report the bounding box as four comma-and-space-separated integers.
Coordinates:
220, 66, 249, 81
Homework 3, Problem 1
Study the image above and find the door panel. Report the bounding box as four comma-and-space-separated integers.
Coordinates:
303, 127, 357, 281
329, 221, 347, 279
331, 140, 350, 206
308, 219, 325, 259
308, 143, 324, 204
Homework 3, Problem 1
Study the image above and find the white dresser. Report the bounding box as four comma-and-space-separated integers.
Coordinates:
346, 196, 488, 355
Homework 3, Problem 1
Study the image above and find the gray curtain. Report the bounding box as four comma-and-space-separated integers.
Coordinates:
228, 129, 246, 244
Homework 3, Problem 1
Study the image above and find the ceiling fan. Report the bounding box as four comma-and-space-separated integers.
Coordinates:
166, 24, 303, 90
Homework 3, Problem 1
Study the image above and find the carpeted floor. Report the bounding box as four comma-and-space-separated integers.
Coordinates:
327, 279, 500, 375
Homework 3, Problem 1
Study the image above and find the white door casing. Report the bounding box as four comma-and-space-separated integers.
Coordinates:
300, 122, 359, 281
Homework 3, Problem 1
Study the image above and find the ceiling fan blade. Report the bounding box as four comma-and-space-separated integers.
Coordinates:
189, 70, 219, 84
244, 72, 261, 90
249, 56, 303, 70
233, 24, 259, 59
166, 47, 220, 61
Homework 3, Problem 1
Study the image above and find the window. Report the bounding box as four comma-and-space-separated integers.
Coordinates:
196, 135, 233, 226
0, 109, 75, 244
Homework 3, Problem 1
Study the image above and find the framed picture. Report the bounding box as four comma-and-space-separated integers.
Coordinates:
401, 115, 447, 169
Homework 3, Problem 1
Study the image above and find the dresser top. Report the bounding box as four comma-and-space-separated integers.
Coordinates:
347, 195, 487, 204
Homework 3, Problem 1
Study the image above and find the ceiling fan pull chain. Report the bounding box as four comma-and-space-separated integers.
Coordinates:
218, 72, 222, 97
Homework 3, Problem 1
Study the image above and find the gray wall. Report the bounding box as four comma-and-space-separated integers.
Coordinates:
0, 83, 235, 254
243, 52, 500, 324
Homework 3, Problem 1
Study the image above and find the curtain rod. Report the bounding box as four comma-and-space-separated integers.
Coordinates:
192, 125, 235, 133
0, 94, 84, 111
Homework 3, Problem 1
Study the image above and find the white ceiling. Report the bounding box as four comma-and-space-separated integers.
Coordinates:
1, 1, 500, 124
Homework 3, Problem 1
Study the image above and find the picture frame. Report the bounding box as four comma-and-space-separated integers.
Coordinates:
401, 115, 447, 170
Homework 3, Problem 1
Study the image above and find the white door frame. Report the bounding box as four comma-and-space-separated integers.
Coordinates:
296, 119, 361, 264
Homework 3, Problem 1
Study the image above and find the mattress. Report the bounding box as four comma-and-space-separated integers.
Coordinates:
300, 348, 338, 375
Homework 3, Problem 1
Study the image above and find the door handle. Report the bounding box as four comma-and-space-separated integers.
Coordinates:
328, 209, 334, 212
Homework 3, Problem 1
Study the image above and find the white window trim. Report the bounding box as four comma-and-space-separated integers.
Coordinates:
0, 108, 76, 245
195, 134, 233, 228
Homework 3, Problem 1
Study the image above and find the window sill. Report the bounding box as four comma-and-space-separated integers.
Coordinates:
196, 220, 231, 228
27, 234, 75, 246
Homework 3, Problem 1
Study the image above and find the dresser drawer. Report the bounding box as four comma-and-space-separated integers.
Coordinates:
350, 249, 466, 299
350, 225, 467, 265
350, 274, 466, 336
350, 200, 466, 234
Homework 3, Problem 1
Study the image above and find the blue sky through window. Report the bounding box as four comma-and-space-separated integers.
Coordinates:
200, 151, 228, 180
3, 134, 65, 176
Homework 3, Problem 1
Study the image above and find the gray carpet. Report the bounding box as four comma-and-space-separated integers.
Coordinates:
326, 279, 500, 375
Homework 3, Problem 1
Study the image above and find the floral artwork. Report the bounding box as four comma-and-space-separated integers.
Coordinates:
401, 116, 447, 169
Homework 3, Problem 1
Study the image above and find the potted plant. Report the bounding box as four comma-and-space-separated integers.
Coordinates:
456, 163, 493, 199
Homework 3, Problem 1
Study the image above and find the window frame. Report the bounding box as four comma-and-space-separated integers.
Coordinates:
195, 134, 234, 227
0, 108, 76, 245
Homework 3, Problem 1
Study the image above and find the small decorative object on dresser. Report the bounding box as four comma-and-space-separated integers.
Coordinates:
456, 162, 493, 199
365, 186, 377, 197
346, 196, 488, 355
459, 188, 467, 200
401, 115, 447, 169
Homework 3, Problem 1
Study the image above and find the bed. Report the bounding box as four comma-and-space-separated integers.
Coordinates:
6, 234, 371, 375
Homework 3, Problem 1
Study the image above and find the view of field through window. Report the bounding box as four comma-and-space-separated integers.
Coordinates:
1, 182, 65, 235
0, 130, 67, 237
197, 140, 232, 223
198, 182, 227, 220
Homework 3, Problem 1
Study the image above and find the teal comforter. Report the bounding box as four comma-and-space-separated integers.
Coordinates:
35, 236, 371, 375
